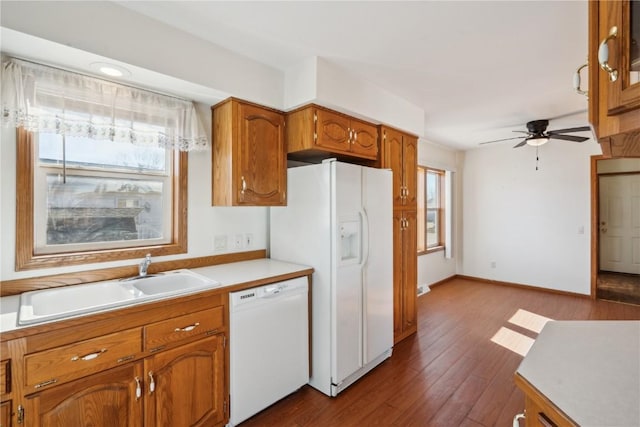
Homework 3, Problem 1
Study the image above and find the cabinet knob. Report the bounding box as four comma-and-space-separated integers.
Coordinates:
241, 176, 247, 194
598, 26, 619, 82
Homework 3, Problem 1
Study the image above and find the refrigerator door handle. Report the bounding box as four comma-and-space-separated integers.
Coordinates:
360, 209, 370, 267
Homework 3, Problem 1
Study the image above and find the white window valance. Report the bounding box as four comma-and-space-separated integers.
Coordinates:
1, 58, 209, 151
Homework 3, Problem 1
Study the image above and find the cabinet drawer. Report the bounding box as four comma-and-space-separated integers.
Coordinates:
144, 307, 224, 352
25, 328, 141, 391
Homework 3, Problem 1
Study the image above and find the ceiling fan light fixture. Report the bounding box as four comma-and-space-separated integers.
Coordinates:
526, 136, 549, 146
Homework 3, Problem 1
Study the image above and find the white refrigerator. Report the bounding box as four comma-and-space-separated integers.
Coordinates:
270, 159, 393, 397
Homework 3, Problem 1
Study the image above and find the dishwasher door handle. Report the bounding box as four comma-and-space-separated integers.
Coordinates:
261, 286, 283, 297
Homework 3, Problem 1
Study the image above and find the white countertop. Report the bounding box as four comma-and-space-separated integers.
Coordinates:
516, 321, 640, 426
0, 258, 311, 334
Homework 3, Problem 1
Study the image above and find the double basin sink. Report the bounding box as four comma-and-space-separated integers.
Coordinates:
18, 269, 221, 325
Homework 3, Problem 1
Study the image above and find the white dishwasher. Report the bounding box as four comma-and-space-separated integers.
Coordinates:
229, 276, 309, 426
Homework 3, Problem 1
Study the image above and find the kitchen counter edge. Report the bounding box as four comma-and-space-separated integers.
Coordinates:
0, 258, 313, 340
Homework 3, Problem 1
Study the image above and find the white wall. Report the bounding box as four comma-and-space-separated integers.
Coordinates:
461, 140, 602, 295
417, 140, 463, 287
0, 1, 284, 109
0, 103, 268, 281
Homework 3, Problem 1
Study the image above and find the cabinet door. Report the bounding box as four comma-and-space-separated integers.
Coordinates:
392, 210, 418, 343
603, 1, 640, 115
402, 136, 418, 208
237, 102, 286, 205
26, 363, 143, 427
401, 211, 418, 335
145, 336, 225, 427
315, 109, 351, 153
1, 400, 11, 427
382, 127, 406, 208
392, 211, 404, 340
350, 118, 378, 159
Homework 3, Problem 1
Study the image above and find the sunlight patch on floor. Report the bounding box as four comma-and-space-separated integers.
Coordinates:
490, 327, 535, 357
508, 308, 553, 333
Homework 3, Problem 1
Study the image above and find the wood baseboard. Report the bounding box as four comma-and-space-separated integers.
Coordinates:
426, 275, 457, 289
0, 250, 267, 297
454, 274, 591, 298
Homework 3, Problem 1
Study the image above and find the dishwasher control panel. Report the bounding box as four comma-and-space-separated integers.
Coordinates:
230, 277, 308, 307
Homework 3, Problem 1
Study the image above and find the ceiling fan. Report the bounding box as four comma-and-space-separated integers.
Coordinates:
479, 119, 591, 148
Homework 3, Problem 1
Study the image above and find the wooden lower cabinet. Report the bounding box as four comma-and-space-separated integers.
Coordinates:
23, 334, 226, 427
515, 374, 576, 427
1, 401, 11, 427
393, 210, 417, 343
145, 336, 225, 427
25, 363, 143, 427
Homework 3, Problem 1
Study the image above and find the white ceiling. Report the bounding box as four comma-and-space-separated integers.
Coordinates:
1, 1, 592, 151
117, 0, 592, 150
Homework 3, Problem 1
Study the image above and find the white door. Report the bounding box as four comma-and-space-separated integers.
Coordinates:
599, 174, 640, 274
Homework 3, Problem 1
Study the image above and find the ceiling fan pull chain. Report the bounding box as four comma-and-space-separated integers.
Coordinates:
535, 145, 540, 171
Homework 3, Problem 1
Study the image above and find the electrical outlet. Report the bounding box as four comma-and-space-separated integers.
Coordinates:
490, 261, 496, 268
214, 235, 227, 251
246, 233, 253, 247
234, 234, 244, 249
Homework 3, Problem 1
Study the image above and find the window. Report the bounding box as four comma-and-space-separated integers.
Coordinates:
3, 57, 208, 271
16, 128, 188, 270
417, 166, 445, 253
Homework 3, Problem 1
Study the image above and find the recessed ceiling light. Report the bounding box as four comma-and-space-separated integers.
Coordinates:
90, 62, 131, 78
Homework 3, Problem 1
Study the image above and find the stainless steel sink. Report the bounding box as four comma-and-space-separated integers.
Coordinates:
18, 269, 221, 325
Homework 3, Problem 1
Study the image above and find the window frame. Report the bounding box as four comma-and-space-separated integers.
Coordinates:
15, 128, 188, 271
417, 166, 445, 255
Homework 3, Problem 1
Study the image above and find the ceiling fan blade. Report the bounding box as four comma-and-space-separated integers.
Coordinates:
548, 134, 590, 142
479, 136, 527, 145
513, 139, 528, 148
548, 126, 591, 134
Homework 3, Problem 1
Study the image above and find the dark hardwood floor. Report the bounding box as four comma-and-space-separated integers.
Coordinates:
597, 271, 640, 305
240, 278, 640, 427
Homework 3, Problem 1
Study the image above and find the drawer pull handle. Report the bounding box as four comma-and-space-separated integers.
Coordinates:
598, 26, 619, 82
17, 405, 24, 424
71, 348, 107, 361
175, 322, 200, 333
134, 376, 142, 400
148, 371, 155, 394
34, 378, 58, 389
117, 354, 135, 363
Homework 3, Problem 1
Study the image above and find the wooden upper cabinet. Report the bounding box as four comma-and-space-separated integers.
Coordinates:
380, 126, 417, 209
589, 0, 640, 156
286, 105, 379, 161
349, 118, 379, 158
315, 108, 351, 152
212, 98, 287, 206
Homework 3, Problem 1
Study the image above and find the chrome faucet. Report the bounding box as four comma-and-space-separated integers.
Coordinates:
139, 254, 152, 277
